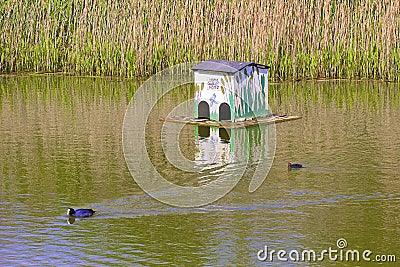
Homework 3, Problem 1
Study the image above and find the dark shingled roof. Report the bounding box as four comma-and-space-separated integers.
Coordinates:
192, 59, 270, 73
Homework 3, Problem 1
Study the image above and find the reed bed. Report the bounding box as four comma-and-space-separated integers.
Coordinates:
1, 0, 399, 81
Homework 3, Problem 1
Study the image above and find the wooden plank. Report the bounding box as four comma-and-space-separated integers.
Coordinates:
159, 115, 302, 129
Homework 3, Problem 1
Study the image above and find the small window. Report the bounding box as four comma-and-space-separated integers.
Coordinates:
198, 101, 210, 119
219, 103, 231, 121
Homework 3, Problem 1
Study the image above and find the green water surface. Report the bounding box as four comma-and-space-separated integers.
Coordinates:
0, 76, 399, 266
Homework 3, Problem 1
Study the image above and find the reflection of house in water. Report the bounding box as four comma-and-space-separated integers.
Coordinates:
194, 125, 274, 166
195, 126, 234, 165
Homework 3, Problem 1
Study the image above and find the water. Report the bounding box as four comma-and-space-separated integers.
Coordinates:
0, 76, 399, 266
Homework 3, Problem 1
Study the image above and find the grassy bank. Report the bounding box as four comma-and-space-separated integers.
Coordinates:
1, 0, 399, 81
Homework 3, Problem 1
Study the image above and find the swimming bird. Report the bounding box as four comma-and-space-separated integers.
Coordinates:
288, 162, 303, 169
67, 208, 95, 218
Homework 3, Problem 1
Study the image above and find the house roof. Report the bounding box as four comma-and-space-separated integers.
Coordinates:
192, 59, 270, 74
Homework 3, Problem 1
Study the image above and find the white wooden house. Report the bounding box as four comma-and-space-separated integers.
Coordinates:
192, 59, 270, 122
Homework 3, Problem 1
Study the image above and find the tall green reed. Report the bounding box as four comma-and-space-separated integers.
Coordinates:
1, 0, 399, 81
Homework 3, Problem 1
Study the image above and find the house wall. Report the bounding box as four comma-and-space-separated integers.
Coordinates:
194, 66, 269, 122
194, 71, 235, 121
233, 66, 269, 120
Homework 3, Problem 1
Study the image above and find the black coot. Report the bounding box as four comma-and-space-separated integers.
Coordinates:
67, 208, 95, 218
288, 162, 303, 169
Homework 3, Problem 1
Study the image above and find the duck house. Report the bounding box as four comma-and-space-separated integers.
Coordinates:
192, 59, 270, 122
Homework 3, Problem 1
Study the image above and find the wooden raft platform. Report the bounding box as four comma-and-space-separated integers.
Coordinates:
159, 115, 302, 129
